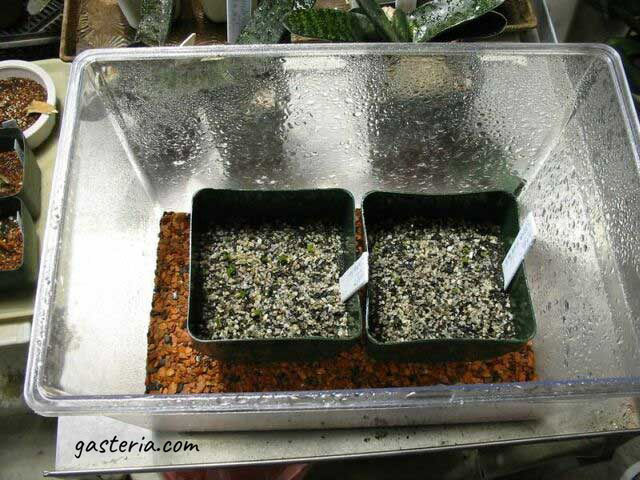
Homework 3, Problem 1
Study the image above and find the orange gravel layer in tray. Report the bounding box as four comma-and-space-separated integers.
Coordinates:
0, 215, 23, 271
0, 151, 23, 197
145, 212, 536, 395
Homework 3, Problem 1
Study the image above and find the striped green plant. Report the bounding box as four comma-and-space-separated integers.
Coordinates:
238, 0, 317, 44
282, 0, 506, 43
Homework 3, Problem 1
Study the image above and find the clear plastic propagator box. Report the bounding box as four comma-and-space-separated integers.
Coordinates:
25, 44, 640, 431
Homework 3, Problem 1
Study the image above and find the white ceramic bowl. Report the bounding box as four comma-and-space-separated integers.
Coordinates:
0, 60, 56, 149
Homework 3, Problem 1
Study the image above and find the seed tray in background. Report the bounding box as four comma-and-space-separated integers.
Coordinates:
362, 191, 536, 363
188, 188, 362, 362
59, 0, 226, 62
0, 197, 38, 291
0, 0, 63, 61
0, 127, 41, 220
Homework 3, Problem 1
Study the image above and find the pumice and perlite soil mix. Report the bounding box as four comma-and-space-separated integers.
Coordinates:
369, 218, 516, 343
196, 221, 351, 340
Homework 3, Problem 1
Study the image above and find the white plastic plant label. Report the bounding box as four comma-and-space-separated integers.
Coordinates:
351, 0, 417, 12
502, 213, 536, 290
339, 252, 369, 302
226, 0, 252, 44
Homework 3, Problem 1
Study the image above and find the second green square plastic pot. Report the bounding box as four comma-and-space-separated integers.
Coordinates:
0, 197, 39, 291
0, 127, 41, 220
362, 191, 536, 363
187, 188, 362, 362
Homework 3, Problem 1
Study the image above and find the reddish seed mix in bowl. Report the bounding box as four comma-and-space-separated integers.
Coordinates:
0, 150, 23, 197
0, 215, 23, 271
0, 77, 46, 131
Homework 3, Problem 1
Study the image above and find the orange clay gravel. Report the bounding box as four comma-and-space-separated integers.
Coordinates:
0, 77, 46, 131
0, 215, 23, 271
0, 150, 23, 197
145, 212, 536, 395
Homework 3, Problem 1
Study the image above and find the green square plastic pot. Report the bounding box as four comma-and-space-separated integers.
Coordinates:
362, 191, 536, 363
0, 128, 41, 220
187, 188, 362, 362
0, 197, 38, 291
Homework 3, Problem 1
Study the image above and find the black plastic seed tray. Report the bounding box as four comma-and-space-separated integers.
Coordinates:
188, 188, 362, 362
362, 191, 536, 363
0, 0, 63, 48
0, 196, 38, 291
0, 127, 41, 219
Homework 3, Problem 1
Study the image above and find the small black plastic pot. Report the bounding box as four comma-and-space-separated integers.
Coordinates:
187, 188, 363, 362
0, 197, 38, 291
362, 190, 536, 363
0, 127, 41, 220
